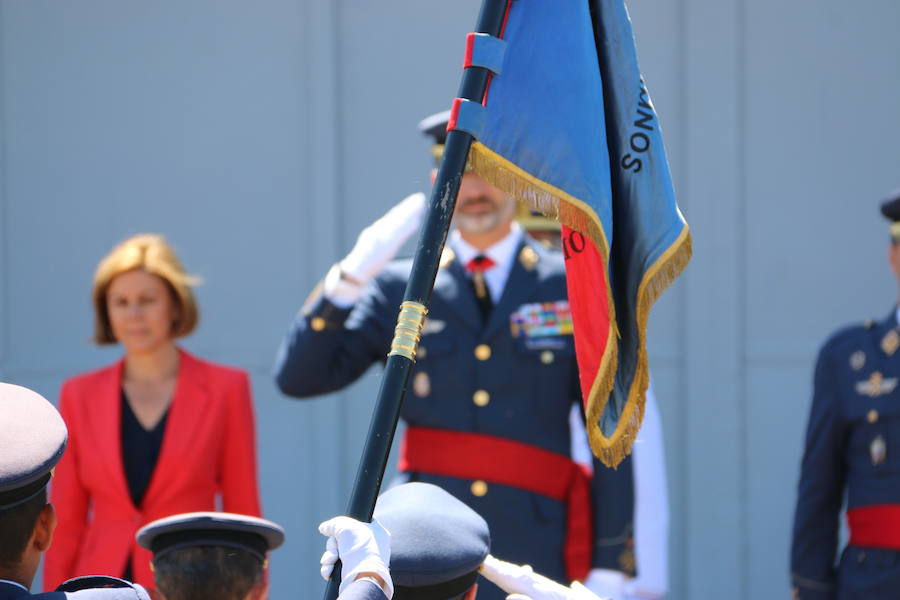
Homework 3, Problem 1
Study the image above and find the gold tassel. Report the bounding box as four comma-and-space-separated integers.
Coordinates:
468, 141, 693, 468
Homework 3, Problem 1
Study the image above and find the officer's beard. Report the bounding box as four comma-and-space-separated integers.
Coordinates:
454, 195, 516, 235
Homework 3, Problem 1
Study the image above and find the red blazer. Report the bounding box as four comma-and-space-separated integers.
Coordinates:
43, 349, 261, 590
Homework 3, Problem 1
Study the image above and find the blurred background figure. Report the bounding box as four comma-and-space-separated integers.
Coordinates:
524, 208, 670, 599
570, 385, 669, 600
44, 234, 262, 591
627, 388, 669, 600
137, 512, 284, 600
790, 189, 900, 600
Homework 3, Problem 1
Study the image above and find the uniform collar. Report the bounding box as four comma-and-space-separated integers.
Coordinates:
450, 222, 523, 273
0, 580, 28, 592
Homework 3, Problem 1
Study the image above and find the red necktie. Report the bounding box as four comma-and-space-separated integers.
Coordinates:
466, 255, 495, 319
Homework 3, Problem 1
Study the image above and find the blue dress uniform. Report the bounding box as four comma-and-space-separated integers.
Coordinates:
274, 235, 635, 594
791, 312, 900, 599
792, 190, 900, 600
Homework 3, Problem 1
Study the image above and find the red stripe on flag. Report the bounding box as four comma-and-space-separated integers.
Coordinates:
481, 0, 514, 107
463, 33, 476, 68
446, 98, 462, 133
561, 225, 612, 408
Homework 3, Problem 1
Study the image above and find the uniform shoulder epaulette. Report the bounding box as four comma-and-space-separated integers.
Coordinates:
820, 322, 871, 355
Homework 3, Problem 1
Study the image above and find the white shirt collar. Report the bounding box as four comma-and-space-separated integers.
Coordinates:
0, 580, 28, 592
450, 222, 524, 301
450, 222, 523, 269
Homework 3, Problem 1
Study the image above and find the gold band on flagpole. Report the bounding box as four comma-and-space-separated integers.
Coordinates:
388, 301, 428, 361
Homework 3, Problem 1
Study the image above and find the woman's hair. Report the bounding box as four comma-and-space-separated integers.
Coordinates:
92, 234, 200, 344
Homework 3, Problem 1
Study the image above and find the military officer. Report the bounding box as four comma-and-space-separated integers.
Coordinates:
791, 188, 900, 599
0, 383, 149, 599
274, 111, 635, 599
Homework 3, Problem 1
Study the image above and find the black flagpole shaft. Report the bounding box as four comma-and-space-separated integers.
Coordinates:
322, 1, 508, 599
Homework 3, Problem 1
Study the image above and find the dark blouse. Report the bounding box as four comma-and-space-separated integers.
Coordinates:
120, 390, 169, 507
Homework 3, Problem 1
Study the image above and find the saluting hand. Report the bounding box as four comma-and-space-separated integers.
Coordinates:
324, 192, 426, 307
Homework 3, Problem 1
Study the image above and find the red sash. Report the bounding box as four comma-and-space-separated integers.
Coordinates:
398, 426, 593, 581
848, 504, 900, 548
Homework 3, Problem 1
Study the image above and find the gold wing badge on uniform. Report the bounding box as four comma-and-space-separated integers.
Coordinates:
856, 371, 899, 397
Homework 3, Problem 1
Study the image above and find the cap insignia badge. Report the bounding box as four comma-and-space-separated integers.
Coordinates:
856, 371, 899, 397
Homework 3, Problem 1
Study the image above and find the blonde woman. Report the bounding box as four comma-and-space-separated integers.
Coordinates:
44, 234, 261, 591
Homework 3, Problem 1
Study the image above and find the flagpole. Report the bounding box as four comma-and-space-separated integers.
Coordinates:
322, 2, 508, 599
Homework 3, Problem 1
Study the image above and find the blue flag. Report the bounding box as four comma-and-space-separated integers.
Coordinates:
465, 0, 690, 467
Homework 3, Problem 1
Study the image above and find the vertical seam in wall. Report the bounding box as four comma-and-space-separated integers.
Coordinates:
736, 0, 749, 598
675, 0, 689, 597
331, 0, 349, 500
0, 1, 7, 380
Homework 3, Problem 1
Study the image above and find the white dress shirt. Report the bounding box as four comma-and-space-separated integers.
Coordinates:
449, 222, 524, 303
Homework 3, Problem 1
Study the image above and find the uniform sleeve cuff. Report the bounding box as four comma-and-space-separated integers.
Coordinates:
592, 540, 636, 576
303, 293, 354, 332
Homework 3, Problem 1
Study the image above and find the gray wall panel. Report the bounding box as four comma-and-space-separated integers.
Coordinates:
682, 0, 744, 596
744, 0, 900, 360
746, 365, 812, 598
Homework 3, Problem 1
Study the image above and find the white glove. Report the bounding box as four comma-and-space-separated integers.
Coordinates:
583, 569, 626, 599
318, 516, 393, 599
324, 192, 427, 307
480, 555, 609, 600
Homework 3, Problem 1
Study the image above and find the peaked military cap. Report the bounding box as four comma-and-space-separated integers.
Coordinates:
879, 187, 900, 241
136, 512, 285, 562
0, 382, 67, 511
374, 482, 490, 600
418, 110, 451, 146
419, 110, 451, 167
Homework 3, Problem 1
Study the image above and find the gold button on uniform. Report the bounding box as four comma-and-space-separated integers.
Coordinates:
473, 390, 490, 407
471, 480, 488, 497
310, 317, 326, 331
868, 409, 880, 423
418, 346, 427, 360
475, 344, 492, 361
540, 351, 555, 364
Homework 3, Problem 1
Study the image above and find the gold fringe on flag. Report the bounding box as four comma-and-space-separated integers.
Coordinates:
467, 141, 691, 468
